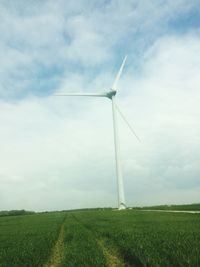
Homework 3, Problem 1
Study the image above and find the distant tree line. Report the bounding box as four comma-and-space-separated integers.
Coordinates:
0, 210, 35, 217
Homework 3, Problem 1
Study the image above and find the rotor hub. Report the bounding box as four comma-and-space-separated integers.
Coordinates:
106, 90, 116, 99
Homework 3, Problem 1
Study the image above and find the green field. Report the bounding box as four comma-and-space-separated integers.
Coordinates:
0, 212, 66, 266
0, 207, 199, 267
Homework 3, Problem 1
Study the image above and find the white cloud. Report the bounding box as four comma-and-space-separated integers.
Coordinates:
119, 34, 200, 206
1, 0, 199, 97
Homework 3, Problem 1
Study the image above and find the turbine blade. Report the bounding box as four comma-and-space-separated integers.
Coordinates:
115, 103, 141, 142
111, 56, 127, 91
54, 93, 107, 97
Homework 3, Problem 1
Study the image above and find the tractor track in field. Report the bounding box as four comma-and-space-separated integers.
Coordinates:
71, 214, 127, 267
96, 238, 126, 267
43, 213, 138, 267
43, 216, 67, 267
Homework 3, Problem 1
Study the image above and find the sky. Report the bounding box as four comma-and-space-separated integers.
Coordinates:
0, 0, 200, 211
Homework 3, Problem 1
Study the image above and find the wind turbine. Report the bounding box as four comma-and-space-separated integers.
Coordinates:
55, 56, 139, 210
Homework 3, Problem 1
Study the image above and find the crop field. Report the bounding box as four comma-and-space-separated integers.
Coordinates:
0, 208, 199, 267
0, 212, 66, 267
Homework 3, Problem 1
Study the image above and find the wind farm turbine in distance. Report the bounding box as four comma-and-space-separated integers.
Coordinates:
55, 56, 139, 210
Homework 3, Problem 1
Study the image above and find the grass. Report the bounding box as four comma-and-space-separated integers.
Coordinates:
0, 212, 66, 267
0, 205, 199, 266
66, 210, 200, 267
60, 214, 107, 267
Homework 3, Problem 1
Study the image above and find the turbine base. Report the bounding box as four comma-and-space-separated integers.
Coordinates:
118, 202, 126, 210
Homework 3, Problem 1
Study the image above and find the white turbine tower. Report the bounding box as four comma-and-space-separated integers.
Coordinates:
55, 57, 139, 210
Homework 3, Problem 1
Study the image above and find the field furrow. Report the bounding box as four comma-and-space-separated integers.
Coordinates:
59, 214, 107, 267
72, 214, 127, 267
43, 215, 67, 267
96, 238, 128, 267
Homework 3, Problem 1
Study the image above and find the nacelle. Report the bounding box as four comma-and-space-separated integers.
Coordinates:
106, 90, 117, 99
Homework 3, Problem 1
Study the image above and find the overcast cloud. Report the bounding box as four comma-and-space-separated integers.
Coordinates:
0, 0, 200, 211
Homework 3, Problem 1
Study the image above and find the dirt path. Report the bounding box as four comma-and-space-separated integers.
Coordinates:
141, 209, 200, 214
71, 214, 127, 267
43, 217, 66, 267
97, 238, 126, 267
44, 214, 128, 267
